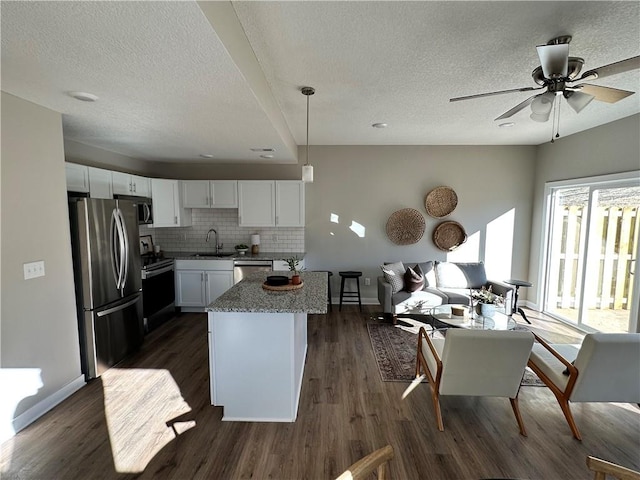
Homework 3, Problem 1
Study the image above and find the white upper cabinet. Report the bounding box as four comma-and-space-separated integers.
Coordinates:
275, 181, 305, 227
65, 163, 89, 193
238, 181, 276, 227
212, 180, 238, 208
151, 178, 192, 228
238, 181, 305, 227
112, 171, 151, 197
182, 180, 238, 208
131, 174, 151, 197
87, 167, 113, 199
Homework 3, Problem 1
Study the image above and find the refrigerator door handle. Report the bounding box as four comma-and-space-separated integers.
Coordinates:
96, 295, 140, 317
117, 208, 130, 291
110, 209, 121, 289
114, 208, 127, 292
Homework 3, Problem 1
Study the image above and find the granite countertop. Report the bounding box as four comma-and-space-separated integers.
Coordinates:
165, 251, 305, 261
206, 271, 327, 314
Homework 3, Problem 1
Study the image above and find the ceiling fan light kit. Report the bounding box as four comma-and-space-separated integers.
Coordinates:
450, 35, 639, 143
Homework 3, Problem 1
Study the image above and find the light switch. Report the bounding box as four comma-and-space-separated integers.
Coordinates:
23, 260, 45, 280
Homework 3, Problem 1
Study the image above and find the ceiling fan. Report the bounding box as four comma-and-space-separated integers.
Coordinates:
450, 36, 640, 131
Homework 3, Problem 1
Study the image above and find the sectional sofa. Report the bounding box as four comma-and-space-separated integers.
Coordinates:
377, 261, 514, 320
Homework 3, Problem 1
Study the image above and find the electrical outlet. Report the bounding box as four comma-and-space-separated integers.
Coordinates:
364, 277, 371, 286
272, 234, 278, 242
23, 260, 45, 280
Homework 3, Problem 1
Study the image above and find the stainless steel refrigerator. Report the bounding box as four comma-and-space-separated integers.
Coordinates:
68, 197, 143, 380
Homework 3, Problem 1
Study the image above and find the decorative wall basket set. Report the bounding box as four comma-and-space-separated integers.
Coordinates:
385, 185, 467, 250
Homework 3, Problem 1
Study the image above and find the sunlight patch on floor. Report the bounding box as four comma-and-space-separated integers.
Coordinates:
401, 374, 426, 400
101, 368, 194, 473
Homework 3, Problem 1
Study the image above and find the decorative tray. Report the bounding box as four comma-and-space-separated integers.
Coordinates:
425, 186, 458, 218
385, 208, 426, 245
433, 220, 467, 251
262, 281, 304, 291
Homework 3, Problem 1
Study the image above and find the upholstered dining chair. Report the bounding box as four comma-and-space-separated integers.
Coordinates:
335, 444, 394, 480
415, 327, 534, 436
527, 332, 640, 441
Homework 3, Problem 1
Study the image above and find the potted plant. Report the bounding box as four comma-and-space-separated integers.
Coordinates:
235, 244, 249, 255
284, 256, 304, 285
471, 286, 504, 317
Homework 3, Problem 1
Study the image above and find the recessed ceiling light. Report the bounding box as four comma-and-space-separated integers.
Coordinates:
68, 91, 98, 102
251, 148, 275, 152
498, 122, 515, 128
200, 154, 214, 158
260, 154, 274, 159
372, 123, 388, 128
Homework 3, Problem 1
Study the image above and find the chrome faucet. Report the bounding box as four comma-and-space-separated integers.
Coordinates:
206, 228, 223, 254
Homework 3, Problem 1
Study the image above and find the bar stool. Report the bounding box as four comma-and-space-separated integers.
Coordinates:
339, 271, 362, 312
313, 270, 333, 312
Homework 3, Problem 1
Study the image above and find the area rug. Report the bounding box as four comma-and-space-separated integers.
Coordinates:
367, 318, 545, 386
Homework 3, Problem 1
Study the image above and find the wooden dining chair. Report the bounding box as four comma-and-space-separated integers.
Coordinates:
586, 456, 640, 480
335, 444, 394, 480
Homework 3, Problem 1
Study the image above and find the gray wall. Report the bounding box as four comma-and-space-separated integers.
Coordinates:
304, 145, 537, 301
528, 114, 640, 305
1, 93, 82, 427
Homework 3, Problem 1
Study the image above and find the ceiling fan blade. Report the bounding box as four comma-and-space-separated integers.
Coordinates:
494, 94, 540, 121
536, 43, 569, 78
577, 55, 640, 81
576, 84, 635, 103
450, 86, 542, 103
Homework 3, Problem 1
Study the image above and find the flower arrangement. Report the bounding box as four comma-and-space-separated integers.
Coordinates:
284, 256, 304, 274
471, 286, 504, 306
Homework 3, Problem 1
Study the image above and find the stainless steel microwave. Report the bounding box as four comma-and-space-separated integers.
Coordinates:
114, 195, 153, 224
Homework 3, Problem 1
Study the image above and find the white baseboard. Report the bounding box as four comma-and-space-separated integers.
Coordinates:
11, 375, 85, 436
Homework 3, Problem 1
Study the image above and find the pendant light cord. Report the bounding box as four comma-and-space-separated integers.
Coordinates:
306, 93, 310, 166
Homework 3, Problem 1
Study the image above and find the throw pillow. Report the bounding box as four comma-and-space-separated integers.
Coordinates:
404, 265, 425, 292
415, 261, 434, 287
380, 261, 405, 294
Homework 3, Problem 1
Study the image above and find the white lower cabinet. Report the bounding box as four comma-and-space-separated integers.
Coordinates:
175, 260, 233, 311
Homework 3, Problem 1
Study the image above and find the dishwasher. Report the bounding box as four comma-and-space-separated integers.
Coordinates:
233, 260, 273, 284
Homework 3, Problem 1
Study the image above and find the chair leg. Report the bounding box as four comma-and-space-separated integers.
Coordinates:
555, 395, 582, 441
509, 397, 527, 437
431, 387, 444, 431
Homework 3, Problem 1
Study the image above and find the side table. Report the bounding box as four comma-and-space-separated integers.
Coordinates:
505, 279, 532, 324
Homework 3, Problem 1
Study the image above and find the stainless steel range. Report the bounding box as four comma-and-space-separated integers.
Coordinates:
141, 256, 175, 332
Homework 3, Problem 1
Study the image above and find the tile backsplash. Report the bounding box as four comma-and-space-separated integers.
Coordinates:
140, 208, 305, 253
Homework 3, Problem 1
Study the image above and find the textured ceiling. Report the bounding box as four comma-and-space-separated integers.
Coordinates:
2, 1, 639, 165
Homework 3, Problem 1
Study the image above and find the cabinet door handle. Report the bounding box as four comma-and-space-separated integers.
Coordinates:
276, 215, 279, 225
201, 272, 204, 282
174, 216, 177, 224
133, 182, 137, 193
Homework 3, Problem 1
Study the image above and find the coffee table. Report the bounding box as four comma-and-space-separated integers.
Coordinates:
430, 304, 517, 331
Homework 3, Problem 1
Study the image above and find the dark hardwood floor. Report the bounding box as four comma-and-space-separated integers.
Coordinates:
2, 306, 639, 479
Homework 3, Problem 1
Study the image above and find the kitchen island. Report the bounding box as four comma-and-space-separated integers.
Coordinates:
205, 271, 327, 422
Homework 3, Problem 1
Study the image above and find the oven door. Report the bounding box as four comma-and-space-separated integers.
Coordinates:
142, 264, 175, 325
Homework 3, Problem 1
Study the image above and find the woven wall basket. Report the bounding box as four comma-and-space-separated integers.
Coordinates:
425, 186, 458, 218
386, 208, 425, 245
433, 221, 467, 251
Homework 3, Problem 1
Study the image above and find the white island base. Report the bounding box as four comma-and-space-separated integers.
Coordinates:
207, 311, 308, 422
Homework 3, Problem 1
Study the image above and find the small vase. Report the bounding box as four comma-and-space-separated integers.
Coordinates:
291, 274, 301, 285
476, 302, 496, 317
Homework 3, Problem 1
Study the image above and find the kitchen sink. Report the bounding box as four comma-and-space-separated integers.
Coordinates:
190, 253, 234, 258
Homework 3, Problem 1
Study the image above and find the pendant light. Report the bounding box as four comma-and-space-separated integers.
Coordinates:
301, 86, 315, 183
